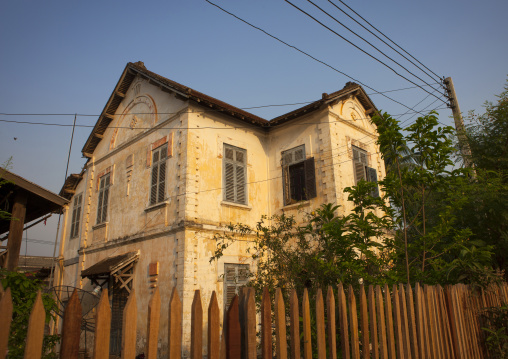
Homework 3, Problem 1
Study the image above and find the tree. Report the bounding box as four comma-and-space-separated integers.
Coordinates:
0, 269, 60, 359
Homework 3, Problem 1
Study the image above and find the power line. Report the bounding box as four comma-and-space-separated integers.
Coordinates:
0, 106, 448, 130
303, 0, 445, 96
326, 0, 442, 84
284, 0, 447, 105
332, 0, 442, 81
204, 0, 441, 117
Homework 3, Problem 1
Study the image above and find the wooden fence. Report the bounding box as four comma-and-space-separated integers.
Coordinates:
1, 282, 507, 359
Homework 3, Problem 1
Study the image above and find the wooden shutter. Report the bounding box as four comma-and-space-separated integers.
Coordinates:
354, 162, 366, 184
283, 166, 291, 205
304, 157, 317, 199
223, 263, 249, 312
367, 167, 380, 198
223, 145, 247, 204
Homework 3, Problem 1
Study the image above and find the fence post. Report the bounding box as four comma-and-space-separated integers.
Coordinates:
226, 295, 241, 359
146, 287, 161, 359
275, 288, 287, 359
0, 287, 13, 359
302, 288, 312, 359
338, 283, 350, 359
59, 289, 82, 359
93, 288, 111, 359
376, 285, 388, 359
404, 284, 419, 359
348, 285, 360, 359
261, 288, 272, 359
168, 287, 182, 359
398, 284, 411, 359
208, 291, 220, 359
290, 289, 301, 359
191, 290, 203, 359
121, 289, 137, 359
316, 289, 326, 359
359, 285, 369, 359
24, 291, 46, 359
392, 285, 404, 359
244, 288, 256, 359
327, 286, 337, 359
368, 285, 379, 359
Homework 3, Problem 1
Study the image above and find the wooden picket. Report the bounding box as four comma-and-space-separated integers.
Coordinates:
1, 282, 508, 359
59, 289, 81, 359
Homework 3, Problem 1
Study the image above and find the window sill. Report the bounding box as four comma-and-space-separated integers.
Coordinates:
92, 222, 108, 230
281, 200, 311, 211
221, 201, 252, 211
144, 200, 169, 213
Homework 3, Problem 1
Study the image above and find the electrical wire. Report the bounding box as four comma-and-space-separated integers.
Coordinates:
303, 0, 445, 96
284, 0, 447, 105
0, 106, 448, 130
332, 0, 442, 81
204, 0, 442, 117
326, 0, 442, 84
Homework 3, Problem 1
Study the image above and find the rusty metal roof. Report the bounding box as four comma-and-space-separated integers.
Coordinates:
81, 251, 139, 278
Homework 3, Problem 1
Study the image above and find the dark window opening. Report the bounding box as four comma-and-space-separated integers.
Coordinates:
282, 145, 317, 205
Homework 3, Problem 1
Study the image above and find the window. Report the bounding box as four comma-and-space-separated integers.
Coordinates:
96, 173, 110, 224
282, 145, 317, 205
223, 144, 247, 205
70, 193, 82, 238
352, 146, 379, 197
223, 263, 249, 312
150, 144, 168, 205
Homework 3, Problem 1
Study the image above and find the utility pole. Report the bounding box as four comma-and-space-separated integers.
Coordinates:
444, 77, 474, 169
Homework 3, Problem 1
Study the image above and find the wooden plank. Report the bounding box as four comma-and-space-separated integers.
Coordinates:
191, 290, 203, 359
338, 283, 350, 359
392, 285, 404, 359
244, 288, 256, 359
445, 285, 462, 359
261, 288, 272, 359
59, 289, 82, 359
376, 285, 388, 359
348, 285, 360, 359
405, 284, 419, 359
5, 192, 27, 270
359, 285, 369, 359
316, 289, 326, 359
327, 286, 337, 359
24, 291, 46, 359
368, 285, 379, 359
0, 288, 13, 359
121, 289, 137, 359
275, 288, 288, 359
398, 284, 411, 359
430, 287, 444, 359
290, 289, 301, 359
208, 291, 220, 359
220, 326, 226, 359
146, 287, 161, 359
302, 288, 312, 359
226, 295, 241, 359
416, 284, 430, 359
424, 285, 438, 359
436, 286, 453, 359
383, 284, 396, 359
168, 287, 182, 359
93, 288, 111, 359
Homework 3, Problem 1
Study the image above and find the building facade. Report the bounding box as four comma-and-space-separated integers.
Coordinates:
56, 61, 385, 357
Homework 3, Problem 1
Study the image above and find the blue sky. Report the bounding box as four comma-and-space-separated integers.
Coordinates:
1, 0, 507, 256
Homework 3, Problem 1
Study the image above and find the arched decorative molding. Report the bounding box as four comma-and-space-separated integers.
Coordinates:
110, 95, 159, 150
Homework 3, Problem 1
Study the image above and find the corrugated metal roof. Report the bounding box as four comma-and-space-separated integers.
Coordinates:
81, 251, 139, 277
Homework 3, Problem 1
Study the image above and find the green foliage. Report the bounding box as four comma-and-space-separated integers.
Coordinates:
463, 79, 508, 280
0, 269, 59, 359
481, 305, 508, 358
372, 111, 499, 286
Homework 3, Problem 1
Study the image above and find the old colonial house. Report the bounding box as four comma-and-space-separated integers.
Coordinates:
55, 61, 385, 357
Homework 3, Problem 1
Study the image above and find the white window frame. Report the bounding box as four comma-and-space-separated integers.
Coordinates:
352, 146, 379, 197
223, 144, 247, 205
96, 173, 110, 224
150, 144, 168, 205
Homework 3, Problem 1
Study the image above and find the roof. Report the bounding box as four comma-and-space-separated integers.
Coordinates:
17, 255, 55, 272
59, 171, 84, 200
81, 251, 139, 278
82, 61, 378, 158
0, 169, 69, 235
